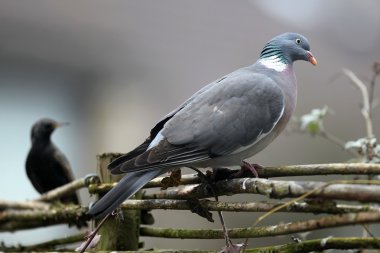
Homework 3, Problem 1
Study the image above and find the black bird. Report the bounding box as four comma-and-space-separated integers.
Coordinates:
26, 118, 79, 204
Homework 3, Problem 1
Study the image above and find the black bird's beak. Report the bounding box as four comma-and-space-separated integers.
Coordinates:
54, 122, 70, 128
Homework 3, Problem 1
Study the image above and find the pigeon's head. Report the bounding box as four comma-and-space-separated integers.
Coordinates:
260, 33, 317, 66
31, 118, 69, 142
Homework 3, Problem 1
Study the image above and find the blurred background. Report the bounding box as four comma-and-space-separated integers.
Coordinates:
0, 0, 379, 250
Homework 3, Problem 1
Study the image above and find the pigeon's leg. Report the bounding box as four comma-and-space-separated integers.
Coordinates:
241, 161, 261, 178
215, 195, 233, 248
188, 167, 233, 247
188, 167, 209, 183
78, 213, 111, 253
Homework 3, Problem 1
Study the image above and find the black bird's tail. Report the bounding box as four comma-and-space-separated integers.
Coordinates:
88, 168, 165, 218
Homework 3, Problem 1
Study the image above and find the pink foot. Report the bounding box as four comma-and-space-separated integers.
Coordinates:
241, 161, 260, 178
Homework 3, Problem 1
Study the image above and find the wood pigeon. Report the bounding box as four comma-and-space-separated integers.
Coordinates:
89, 32, 317, 218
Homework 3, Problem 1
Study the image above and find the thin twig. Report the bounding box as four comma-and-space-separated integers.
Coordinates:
342, 68, 373, 138
369, 62, 380, 112
318, 130, 359, 157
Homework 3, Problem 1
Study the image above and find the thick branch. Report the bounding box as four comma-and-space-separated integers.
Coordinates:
252, 163, 380, 178
36, 178, 86, 202
88, 163, 380, 193
0, 205, 89, 231
121, 199, 380, 214
0, 200, 49, 210
0, 233, 84, 251
3, 199, 378, 232
142, 178, 380, 202
35, 174, 99, 203
248, 237, 380, 253
140, 211, 380, 239
2, 200, 377, 232
2, 237, 379, 253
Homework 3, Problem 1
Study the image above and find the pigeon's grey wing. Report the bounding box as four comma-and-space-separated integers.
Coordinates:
109, 75, 224, 174
164, 70, 285, 156
112, 69, 285, 173
109, 101, 186, 172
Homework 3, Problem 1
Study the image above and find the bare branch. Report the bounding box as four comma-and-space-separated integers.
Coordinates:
36, 178, 86, 202
0, 200, 49, 210
141, 178, 380, 203
140, 211, 380, 239
317, 130, 360, 157
88, 163, 380, 193
342, 68, 373, 138
0, 205, 89, 231
0, 233, 84, 251
2, 237, 380, 252
249, 237, 380, 253
369, 61, 380, 111
120, 199, 380, 214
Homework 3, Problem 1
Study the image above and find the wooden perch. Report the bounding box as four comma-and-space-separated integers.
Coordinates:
1, 199, 379, 232
140, 211, 380, 239
0, 205, 88, 232
249, 237, 380, 253
0, 200, 49, 210
88, 163, 380, 192
36, 175, 99, 202
141, 178, 380, 202
120, 199, 380, 214
0, 233, 85, 251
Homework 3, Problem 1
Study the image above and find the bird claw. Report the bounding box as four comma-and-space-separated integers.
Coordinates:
208, 163, 262, 182
240, 161, 261, 178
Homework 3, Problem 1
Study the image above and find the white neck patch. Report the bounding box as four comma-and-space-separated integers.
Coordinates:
258, 56, 288, 72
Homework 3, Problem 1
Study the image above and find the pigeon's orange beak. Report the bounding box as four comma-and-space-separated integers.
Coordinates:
306, 51, 317, 66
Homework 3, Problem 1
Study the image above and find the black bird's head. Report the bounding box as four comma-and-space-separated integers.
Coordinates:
31, 118, 69, 143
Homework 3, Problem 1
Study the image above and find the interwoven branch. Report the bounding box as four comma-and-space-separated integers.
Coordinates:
88, 163, 380, 193
0, 205, 89, 232
140, 211, 380, 239
120, 199, 380, 214
141, 178, 380, 202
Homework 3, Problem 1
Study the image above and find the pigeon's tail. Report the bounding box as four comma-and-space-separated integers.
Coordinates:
88, 168, 165, 218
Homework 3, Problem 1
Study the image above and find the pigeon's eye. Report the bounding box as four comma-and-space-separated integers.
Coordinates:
295, 38, 301, 45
